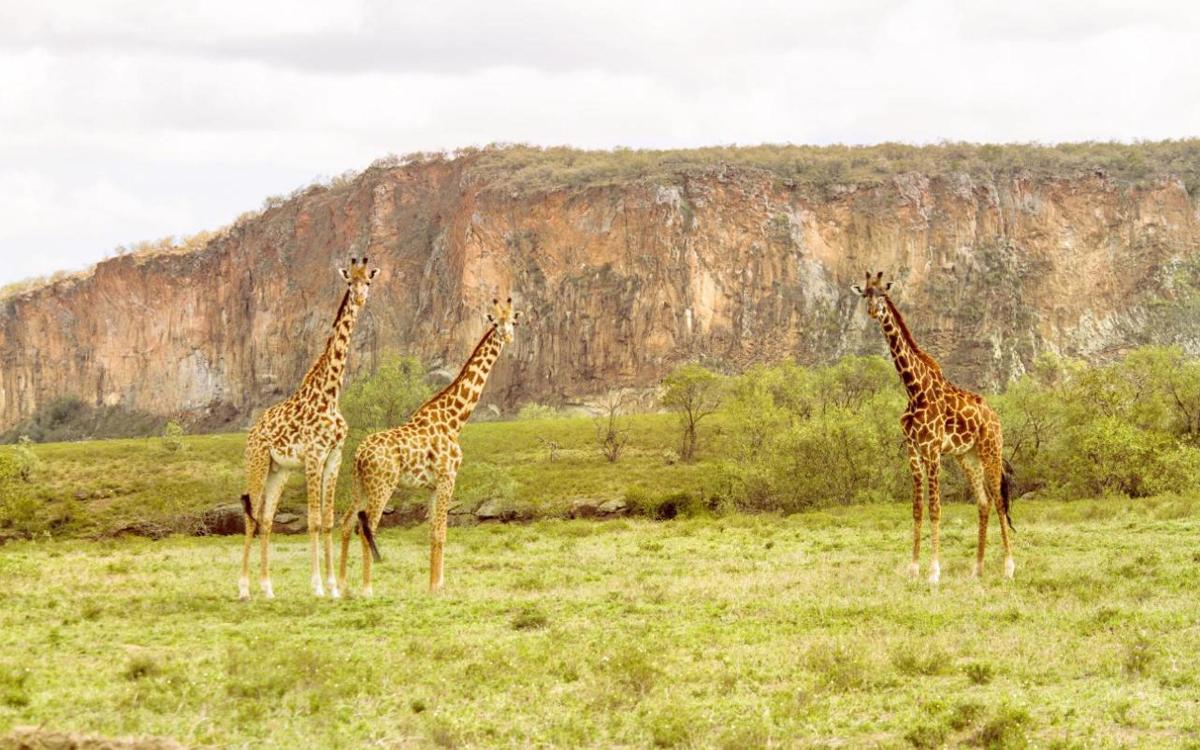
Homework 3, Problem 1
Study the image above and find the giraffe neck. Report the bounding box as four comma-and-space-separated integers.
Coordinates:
877, 297, 941, 399
419, 326, 505, 433
297, 291, 363, 405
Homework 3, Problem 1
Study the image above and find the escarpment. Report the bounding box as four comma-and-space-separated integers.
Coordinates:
2, 145, 1198, 433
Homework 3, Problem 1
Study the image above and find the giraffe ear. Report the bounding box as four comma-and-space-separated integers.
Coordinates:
368, 268, 380, 280
850, 284, 864, 296
338, 268, 351, 282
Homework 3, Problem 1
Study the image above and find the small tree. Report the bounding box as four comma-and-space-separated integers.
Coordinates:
593, 391, 630, 463
13, 436, 39, 482
661, 364, 724, 462
161, 421, 185, 452
342, 354, 434, 434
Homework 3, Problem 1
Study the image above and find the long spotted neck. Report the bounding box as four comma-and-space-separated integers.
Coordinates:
297, 291, 363, 404
418, 326, 505, 434
877, 297, 941, 399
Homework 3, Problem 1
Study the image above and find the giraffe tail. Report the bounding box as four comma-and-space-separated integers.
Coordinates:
1001, 463, 1015, 533
358, 510, 382, 563
241, 493, 258, 537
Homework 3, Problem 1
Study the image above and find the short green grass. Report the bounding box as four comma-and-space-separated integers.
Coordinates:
9, 414, 725, 537
2, 498, 1200, 747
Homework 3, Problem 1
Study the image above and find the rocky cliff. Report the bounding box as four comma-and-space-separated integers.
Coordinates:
2, 145, 1199, 432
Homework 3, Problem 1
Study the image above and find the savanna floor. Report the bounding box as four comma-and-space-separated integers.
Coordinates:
1, 497, 1199, 748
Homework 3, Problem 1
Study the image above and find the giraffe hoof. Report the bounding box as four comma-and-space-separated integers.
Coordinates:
1004, 558, 1015, 579
972, 564, 983, 578
907, 562, 920, 578
362, 586, 374, 598
238, 578, 250, 600
261, 581, 275, 599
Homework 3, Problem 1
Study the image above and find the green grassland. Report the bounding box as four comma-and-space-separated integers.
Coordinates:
1, 498, 1199, 747
5, 414, 725, 539
4, 412, 1200, 747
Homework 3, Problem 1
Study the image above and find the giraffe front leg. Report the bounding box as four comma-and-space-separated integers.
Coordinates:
906, 449, 925, 579
429, 475, 455, 594
926, 457, 942, 584
304, 456, 326, 597
321, 449, 343, 599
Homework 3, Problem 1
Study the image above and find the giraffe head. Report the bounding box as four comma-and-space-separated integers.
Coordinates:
486, 297, 523, 344
851, 271, 893, 320
338, 256, 380, 306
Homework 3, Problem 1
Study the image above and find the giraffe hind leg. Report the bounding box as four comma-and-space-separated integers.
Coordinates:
257, 464, 288, 598
240, 449, 269, 600
957, 451, 989, 578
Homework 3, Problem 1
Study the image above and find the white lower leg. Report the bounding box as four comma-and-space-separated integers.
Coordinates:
260, 579, 274, 598
907, 561, 920, 578
973, 561, 983, 577
327, 575, 340, 599
311, 572, 325, 597
238, 576, 250, 600
927, 560, 941, 584
1004, 557, 1015, 578
362, 584, 374, 598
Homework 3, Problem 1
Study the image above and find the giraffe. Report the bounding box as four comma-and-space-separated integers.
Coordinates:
337, 297, 522, 596
238, 256, 379, 600
851, 271, 1014, 583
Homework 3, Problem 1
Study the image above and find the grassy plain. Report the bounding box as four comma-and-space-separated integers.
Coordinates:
1, 497, 1200, 747
6, 414, 724, 538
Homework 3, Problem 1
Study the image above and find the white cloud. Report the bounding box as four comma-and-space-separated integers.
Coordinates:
0, 0, 1197, 285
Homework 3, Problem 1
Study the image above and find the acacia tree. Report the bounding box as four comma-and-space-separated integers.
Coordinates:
661, 364, 724, 462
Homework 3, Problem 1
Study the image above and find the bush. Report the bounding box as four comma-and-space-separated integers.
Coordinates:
342, 354, 434, 434
161, 421, 185, 452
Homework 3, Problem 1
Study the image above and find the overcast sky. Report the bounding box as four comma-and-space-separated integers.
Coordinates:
1, 0, 1198, 286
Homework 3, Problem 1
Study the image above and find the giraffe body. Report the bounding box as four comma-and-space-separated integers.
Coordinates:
238, 257, 379, 600
852, 271, 1014, 582
338, 298, 521, 595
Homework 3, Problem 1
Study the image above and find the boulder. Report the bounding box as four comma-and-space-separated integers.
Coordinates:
475, 500, 503, 520
597, 498, 628, 516
273, 512, 306, 534
568, 499, 601, 519
199, 504, 247, 536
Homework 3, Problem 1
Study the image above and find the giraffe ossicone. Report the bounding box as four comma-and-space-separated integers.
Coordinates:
238, 256, 379, 600
853, 271, 1015, 582
338, 297, 522, 595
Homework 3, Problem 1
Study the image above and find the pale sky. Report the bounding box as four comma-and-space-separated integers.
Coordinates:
1, 0, 1198, 286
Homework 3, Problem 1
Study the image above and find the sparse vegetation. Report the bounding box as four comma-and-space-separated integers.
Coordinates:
592, 391, 631, 463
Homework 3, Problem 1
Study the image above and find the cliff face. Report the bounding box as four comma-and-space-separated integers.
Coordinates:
2, 152, 1199, 432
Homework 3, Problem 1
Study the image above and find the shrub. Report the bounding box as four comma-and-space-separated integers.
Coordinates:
161, 421, 185, 452
342, 354, 434, 434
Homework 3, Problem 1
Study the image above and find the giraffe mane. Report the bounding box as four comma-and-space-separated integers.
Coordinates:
883, 296, 942, 374
416, 325, 499, 412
